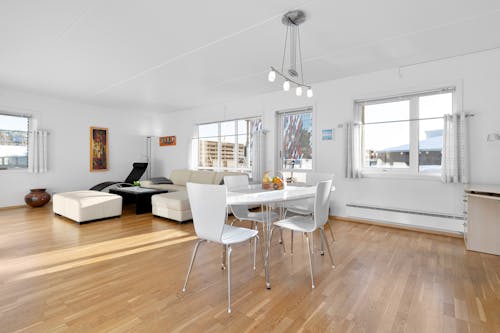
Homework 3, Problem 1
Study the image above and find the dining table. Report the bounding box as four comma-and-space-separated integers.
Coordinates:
226, 183, 334, 289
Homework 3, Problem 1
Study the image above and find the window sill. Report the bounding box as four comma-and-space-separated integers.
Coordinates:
0, 168, 30, 174
361, 172, 442, 181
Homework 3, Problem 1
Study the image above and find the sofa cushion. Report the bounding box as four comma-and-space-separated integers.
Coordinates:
170, 169, 192, 186
152, 191, 190, 211
189, 170, 216, 184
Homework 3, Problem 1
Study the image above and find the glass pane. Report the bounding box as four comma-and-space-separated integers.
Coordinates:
237, 120, 248, 136
220, 134, 236, 168
237, 134, 251, 169
417, 93, 450, 173
419, 93, 452, 119
198, 123, 218, 138
220, 121, 235, 136
363, 100, 410, 123
0, 114, 29, 169
418, 119, 443, 173
363, 122, 410, 168
281, 112, 313, 170
198, 137, 219, 168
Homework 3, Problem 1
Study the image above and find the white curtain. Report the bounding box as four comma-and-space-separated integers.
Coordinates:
345, 122, 362, 179
28, 130, 48, 173
251, 130, 266, 182
442, 114, 466, 183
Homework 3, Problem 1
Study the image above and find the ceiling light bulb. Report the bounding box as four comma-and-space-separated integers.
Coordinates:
306, 88, 313, 98
268, 70, 276, 82
283, 80, 290, 91
296, 86, 303, 96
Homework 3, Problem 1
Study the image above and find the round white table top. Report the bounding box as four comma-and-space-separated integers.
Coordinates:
227, 184, 335, 206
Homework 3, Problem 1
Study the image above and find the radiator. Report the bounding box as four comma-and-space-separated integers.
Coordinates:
345, 203, 465, 234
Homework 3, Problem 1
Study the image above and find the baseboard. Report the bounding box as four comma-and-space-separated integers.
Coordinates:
330, 215, 464, 239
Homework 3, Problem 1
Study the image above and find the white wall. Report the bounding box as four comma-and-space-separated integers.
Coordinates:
152, 48, 500, 232
0, 89, 153, 207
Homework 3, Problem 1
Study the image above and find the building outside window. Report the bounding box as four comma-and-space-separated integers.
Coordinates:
0, 113, 30, 170
193, 117, 262, 175
357, 88, 455, 176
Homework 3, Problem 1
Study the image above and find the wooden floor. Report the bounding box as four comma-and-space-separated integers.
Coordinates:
0, 205, 499, 333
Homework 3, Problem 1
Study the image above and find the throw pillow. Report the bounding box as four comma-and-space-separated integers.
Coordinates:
150, 177, 173, 184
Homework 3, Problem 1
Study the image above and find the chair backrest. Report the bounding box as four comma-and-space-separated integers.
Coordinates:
313, 180, 333, 228
124, 162, 148, 183
186, 182, 227, 243
306, 172, 334, 186
223, 175, 250, 218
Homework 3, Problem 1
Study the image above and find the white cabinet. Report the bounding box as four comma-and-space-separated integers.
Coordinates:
465, 185, 500, 256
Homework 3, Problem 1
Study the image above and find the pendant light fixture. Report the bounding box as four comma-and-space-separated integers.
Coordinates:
268, 10, 313, 98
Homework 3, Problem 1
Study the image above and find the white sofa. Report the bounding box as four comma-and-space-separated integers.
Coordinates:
140, 169, 243, 222
53, 190, 122, 223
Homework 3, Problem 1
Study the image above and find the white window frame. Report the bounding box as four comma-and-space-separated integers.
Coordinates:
0, 112, 31, 171
356, 87, 456, 178
276, 107, 314, 175
193, 116, 262, 173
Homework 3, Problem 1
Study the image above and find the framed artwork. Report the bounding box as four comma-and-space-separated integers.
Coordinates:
159, 136, 176, 146
322, 129, 334, 141
90, 127, 108, 171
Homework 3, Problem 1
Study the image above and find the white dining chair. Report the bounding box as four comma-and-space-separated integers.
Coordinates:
182, 182, 261, 314
285, 173, 336, 254
224, 175, 285, 254
273, 180, 334, 289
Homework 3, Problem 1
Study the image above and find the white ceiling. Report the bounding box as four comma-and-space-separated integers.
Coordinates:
1, 0, 500, 112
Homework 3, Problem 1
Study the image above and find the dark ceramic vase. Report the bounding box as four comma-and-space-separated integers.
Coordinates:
25, 188, 51, 207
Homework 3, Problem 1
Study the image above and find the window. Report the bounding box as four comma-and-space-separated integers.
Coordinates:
277, 108, 313, 175
193, 117, 262, 175
0, 113, 30, 170
358, 88, 454, 176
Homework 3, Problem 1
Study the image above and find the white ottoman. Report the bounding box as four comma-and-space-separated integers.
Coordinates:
53, 190, 122, 223
152, 191, 192, 222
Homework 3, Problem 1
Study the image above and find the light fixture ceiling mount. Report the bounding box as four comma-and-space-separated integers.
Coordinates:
268, 10, 313, 98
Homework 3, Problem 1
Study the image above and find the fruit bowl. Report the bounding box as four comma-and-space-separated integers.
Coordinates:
262, 175, 284, 190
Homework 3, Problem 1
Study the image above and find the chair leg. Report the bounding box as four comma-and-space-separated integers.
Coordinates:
253, 229, 257, 270
250, 222, 256, 268
221, 244, 226, 270
182, 239, 204, 292
255, 235, 264, 267
227, 244, 232, 314
290, 230, 294, 254
277, 206, 284, 246
279, 228, 286, 253
327, 220, 336, 242
304, 233, 315, 289
320, 228, 335, 268
270, 227, 286, 254
310, 232, 314, 254
320, 230, 325, 256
